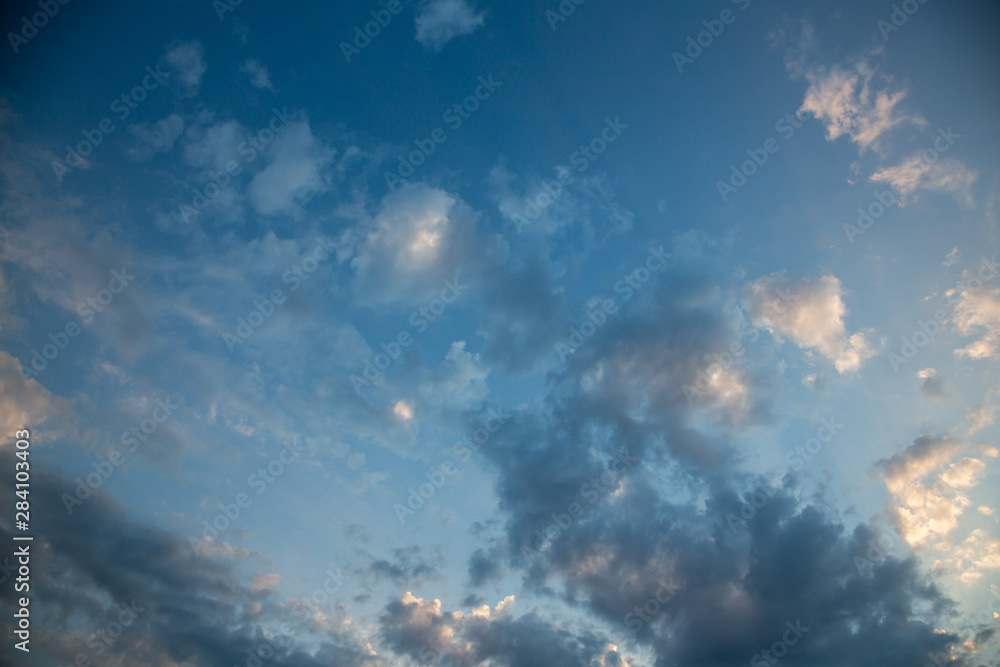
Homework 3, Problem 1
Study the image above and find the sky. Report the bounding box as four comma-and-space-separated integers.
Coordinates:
0, 0, 998, 665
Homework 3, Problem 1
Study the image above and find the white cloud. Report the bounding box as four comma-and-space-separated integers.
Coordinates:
877, 436, 990, 550
967, 403, 996, 435
800, 61, 923, 152
744, 272, 876, 373
241, 58, 273, 91
350, 183, 484, 304
248, 120, 333, 215
164, 41, 207, 95
415, 0, 486, 51
249, 573, 281, 591
871, 155, 978, 206
952, 288, 1000, 360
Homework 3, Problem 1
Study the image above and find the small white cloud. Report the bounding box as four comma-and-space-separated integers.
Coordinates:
943, 247, 960, 267
241, 58, 273, 91
164, 41, 207, 95
249, 573, 281, 591
744, 272, 876, 373
415, 0, 486, 51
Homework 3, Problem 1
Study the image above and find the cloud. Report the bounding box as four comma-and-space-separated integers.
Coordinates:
415, 0, 486, 51
241, 58, 273, 90
0, 451, 383, 667
182, 117, 247, 171
877, 435, 963, 495
877, 436, 989, 549
951, 288, 1000, 360
379, 592, 633, 666
164, 41, 207, 95
799, 60, 923, 152
744, 272, 876, 373
248, 120, 334, 215
967, 403, 996, 435
350, 183, 487, 305
871, 155, 978, 206
126, 113, 185, 160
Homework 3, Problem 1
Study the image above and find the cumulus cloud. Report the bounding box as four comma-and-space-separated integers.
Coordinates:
744, 272, 876, 373
871, 154, 978, 206
800, 60, 923, 152
415, 0, 486, 51
877, 436, 990, 551
350, 184, 487, 305
164, 41, 207, 95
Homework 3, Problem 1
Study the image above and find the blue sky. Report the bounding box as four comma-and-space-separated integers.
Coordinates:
0, 1, 999, 665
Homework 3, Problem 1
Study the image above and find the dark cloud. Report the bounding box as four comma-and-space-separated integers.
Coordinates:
0, 451, 380, 667
455, 272, 978, 667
